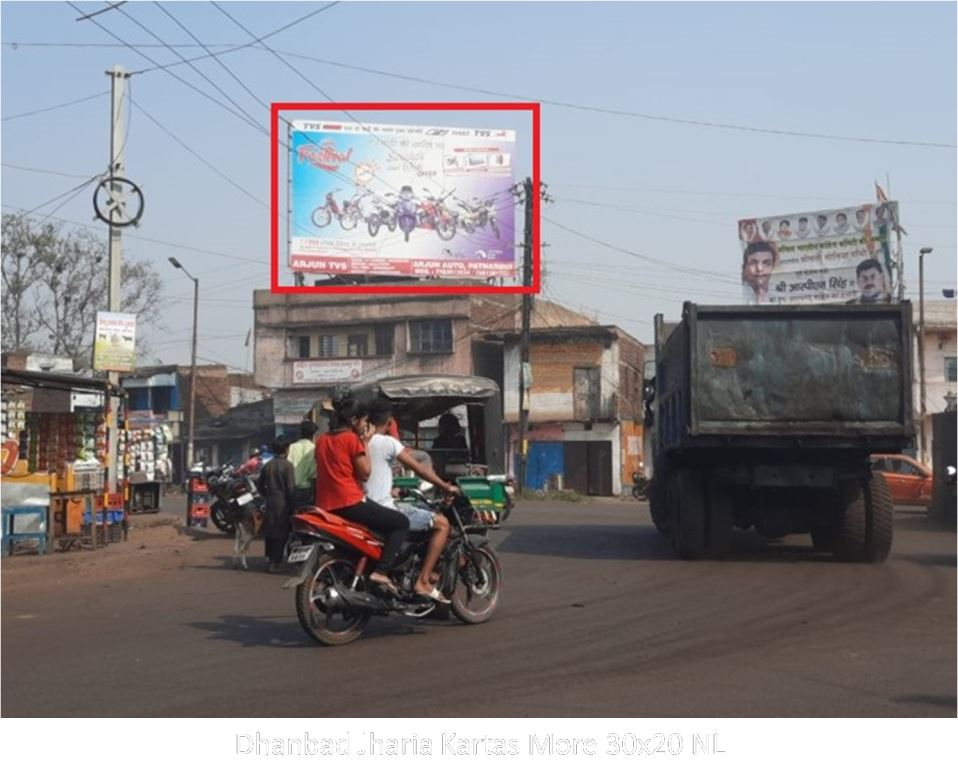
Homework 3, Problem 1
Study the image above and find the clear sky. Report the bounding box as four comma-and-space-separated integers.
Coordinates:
2, 1, 955, 372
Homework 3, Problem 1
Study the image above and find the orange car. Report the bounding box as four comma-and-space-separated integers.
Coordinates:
870, 454, 934, 506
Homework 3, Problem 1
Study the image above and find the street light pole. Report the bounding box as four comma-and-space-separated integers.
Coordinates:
169, 257, 198, 471
918, 247, 933, 462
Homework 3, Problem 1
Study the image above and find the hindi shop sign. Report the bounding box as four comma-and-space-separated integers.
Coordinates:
292, 360, 363, 385
290, 120, 516, 280
93, 311, 137, 372
738, 202, 899, 306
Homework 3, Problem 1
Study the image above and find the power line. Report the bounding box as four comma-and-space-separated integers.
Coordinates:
129, 2, 342, 75
1, 162, 94, 179
542, 213, 739, 283
1, 89, 109, 122
130, 97, 268, 209
271, 50, 956, 150
0, 203, 264, 264
113, 1, 266, 135
155, 2, 272, 114
547, 182, 958, 207
66, 1, 270, 132
20, 176, 101, 217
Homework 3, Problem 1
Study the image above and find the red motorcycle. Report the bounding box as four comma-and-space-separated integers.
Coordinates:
417, 187, 458, 241
284, 491, 501, 646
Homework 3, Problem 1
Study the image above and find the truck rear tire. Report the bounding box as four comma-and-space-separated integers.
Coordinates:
704, 479, 733, 556
669, 469, 707, 558
833, 473, 894, 563
649, 477, 670, 534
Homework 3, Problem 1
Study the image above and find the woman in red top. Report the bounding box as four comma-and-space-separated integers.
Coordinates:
314, 398, 410, 592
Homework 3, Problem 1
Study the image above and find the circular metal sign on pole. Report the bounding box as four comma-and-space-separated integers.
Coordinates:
93, 176, 144, 228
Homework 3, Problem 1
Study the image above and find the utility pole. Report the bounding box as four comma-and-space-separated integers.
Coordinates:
516, 177, 534, 492
918, 247, 933, 462
105, 64, 129, 494
169, 258, 199, 471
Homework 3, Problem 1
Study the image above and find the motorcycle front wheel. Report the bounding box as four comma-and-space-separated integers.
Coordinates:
311, 206, 332, 229
210, 501, 236, 535
295, 553, 370, 646
367, 215, 381, 238
340, 212, 358, 231
436, 218, 457, 241
450, 543, 501, 625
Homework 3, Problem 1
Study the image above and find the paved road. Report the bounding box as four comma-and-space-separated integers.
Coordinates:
2, 497, 954, 716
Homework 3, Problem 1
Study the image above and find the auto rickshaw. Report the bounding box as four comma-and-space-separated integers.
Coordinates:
347, 374, 514, 526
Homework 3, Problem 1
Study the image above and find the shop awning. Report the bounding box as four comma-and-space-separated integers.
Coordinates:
1, 368, 125, 397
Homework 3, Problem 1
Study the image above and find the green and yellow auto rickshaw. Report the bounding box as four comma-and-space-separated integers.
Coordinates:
347, 374, 513, 526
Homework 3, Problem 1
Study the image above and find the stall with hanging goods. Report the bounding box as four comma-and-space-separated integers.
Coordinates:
1, 368, 128, 553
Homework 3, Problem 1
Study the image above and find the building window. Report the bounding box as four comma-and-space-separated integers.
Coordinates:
319, 335, 339, 358
347, 334, 368, 358
574, 367, 601, 421
946, 357, 957, 383
374, 324, 394, 356
409, 319, 453, 354
290, 335, 310, 359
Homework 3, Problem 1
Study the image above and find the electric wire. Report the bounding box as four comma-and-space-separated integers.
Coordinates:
271, 50, 956, 150
1, 89, 110, 122
130, 97, 268, 209
114, 1, 267, 136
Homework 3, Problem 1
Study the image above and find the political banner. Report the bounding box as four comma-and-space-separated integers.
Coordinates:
738, 202, 899, 305
290, 120, 516, 279
92, 312, 136, 372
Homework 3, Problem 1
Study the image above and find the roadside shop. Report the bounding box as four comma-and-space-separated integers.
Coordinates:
1, 368, 127, 554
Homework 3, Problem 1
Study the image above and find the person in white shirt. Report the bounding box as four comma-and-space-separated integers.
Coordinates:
364, 399, 458, 603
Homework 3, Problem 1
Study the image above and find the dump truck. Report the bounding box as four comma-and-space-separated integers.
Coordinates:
645, 302, 914, 562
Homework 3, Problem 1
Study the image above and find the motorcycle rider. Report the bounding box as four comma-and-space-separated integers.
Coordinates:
364, 399, 457, 604
314, 397, 410, 595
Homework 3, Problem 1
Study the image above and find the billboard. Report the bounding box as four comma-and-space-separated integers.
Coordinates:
290, 120, 516, 279
92, 312, 136, 372
738, 202, 899, 305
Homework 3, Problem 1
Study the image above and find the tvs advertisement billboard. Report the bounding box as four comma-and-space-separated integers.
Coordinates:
289, 120, 516, 279
739, 202, 899, 305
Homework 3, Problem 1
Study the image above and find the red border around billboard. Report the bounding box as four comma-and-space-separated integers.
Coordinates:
270, 102, 540, 295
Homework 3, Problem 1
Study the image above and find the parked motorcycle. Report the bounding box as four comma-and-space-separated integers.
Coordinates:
284, 490, 501, 646
207, 464, 262, 534
311, 189, 366, 232
418, 187, 458, 241
365, 192, 397, 238
631, 467, 649, 501
396, 185, 418, 242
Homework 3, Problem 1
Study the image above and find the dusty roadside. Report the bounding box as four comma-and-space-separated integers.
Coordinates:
1, 502, 230, 592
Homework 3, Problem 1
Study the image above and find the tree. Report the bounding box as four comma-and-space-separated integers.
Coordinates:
1, 211, 165, 368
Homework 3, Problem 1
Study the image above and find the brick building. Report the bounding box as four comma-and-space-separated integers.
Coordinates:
251, 289, 593, 427
487, 322, 646, 496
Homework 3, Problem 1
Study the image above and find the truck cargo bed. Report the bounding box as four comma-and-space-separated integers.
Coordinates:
656, 303, 913, 448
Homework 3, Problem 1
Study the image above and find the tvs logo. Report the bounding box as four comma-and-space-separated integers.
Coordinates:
297, 139, 353, 172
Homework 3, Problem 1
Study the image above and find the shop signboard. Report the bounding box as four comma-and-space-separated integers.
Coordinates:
290, 120, 516, 279
738, 202, 899, 305
292, 360, 363, 385
93, 312, 137, 372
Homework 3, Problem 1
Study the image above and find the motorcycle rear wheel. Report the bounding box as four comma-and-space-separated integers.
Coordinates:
451, 544, 501, 625
295, 553, 370, 646
210, 501, 236, 535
